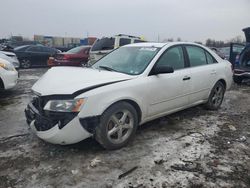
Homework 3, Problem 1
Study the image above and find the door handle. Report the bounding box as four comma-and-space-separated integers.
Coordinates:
183, 76, 191, 81
211, 70, 217, 75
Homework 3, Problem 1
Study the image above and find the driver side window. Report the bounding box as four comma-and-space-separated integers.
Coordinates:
157, 46, 185, 70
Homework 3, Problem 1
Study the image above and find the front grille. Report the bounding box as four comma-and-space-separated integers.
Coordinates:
34, 114, 57, 131
32, 96, 48, 114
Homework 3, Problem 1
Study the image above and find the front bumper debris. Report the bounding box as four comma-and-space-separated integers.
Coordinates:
25, 97, 92, 145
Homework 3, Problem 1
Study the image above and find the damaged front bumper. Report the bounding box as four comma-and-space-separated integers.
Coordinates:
25, 101, 92, 145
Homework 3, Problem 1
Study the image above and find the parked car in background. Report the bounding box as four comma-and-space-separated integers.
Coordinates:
219, 47, 230, 60
14, 45, 60, 68
233, 27, 250, 84
229, 43, 245, 66
0, 44, 14, 52
48, 45, 91, 67
25, 42, 232, 150
88, 34, 146, 65
0, 58, 18, 90
4, 40, 42, 49
210, 47, 225, 59
0, 51, 20, 69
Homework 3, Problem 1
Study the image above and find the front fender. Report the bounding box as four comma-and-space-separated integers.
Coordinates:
76, 80, 148, 123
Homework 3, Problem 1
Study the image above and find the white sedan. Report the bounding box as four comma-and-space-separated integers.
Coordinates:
0, 51, 20, 69
0, 58, 18, 90
25, 42, 233, 149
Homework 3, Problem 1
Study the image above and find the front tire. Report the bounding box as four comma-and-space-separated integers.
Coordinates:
205, 81, 225, 110
95, 102, 138, 150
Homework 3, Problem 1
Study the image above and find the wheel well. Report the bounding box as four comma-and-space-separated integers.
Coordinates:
218, 79, 226, 89
110, 99, 142, 123
0, 77, 4, 89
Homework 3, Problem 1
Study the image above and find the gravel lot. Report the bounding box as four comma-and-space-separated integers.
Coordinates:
0, 68, 249, 188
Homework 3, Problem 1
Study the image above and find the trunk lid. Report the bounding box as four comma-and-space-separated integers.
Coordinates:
243, 27, 250, 43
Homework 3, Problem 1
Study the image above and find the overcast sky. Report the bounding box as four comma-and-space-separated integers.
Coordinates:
0, 0, 249, 42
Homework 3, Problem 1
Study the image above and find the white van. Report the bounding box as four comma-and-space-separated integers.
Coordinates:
88, 34, 145, 65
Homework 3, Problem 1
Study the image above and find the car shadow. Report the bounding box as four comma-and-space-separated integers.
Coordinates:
63, 105, 209, 151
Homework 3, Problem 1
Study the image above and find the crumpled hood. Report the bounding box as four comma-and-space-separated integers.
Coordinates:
32, 67, 135, 96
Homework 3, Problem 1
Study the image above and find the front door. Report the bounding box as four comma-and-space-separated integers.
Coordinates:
146, 46, 191, 118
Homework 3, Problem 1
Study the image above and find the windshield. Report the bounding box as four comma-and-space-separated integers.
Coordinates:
91, 38, 115, 51
92, 46, 160, 75
66, 46, 86, 54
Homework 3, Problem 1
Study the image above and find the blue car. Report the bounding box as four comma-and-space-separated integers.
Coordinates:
232, 27, 250, 84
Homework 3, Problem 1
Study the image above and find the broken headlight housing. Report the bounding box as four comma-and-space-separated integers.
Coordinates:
43, 98, 85, 112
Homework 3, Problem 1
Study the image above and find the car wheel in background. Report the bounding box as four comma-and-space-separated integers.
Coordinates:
81, 61, 88, 67
95, 102, 138, 150
233, 76, 243, 84
20, 59, 31, 69
205, 81, 226, 110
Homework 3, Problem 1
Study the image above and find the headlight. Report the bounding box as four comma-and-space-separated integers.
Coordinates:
0, 62, 15, 71
44, 99, 85, 112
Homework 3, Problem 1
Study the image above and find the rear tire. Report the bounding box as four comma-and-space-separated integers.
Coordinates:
233, 76, 243, 84
205, 81, 225, 110
95, 102, 138, 150
20, 59, 31, 69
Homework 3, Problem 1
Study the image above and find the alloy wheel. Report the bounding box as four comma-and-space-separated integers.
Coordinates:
21, 60, 31, 69
106, 110, 134, 144
211, 84, 224, 107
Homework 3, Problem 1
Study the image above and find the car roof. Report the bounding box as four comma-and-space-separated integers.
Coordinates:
125, 42, 204, 48
125, 42, 168, 48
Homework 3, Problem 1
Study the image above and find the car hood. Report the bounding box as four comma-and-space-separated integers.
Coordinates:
32, 67, 136, 96
0, 51, 16, 56
243, 27, 250, 43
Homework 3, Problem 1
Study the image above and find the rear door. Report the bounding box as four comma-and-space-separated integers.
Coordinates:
184, 45, 217, 104
40, 47, 55, 66
147, 45, 191, 117
26, 46, 45, 66
229, 43, 245, 67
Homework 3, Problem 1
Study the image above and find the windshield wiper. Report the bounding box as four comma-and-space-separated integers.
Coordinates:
98, 66, 116, 72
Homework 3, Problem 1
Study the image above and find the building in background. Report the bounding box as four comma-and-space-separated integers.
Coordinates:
34, 35, 97, 49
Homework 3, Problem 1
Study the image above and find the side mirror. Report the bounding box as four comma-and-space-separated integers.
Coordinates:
151, 65, 174, 75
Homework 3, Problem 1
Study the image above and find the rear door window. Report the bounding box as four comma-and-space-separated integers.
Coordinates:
186, 46, 207, 67
41, 47, 52, 53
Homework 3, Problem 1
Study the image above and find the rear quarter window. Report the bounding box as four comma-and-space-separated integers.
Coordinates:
206, 52, 217, 64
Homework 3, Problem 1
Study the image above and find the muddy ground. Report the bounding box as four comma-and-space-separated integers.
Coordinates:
0, 68, 249, 188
